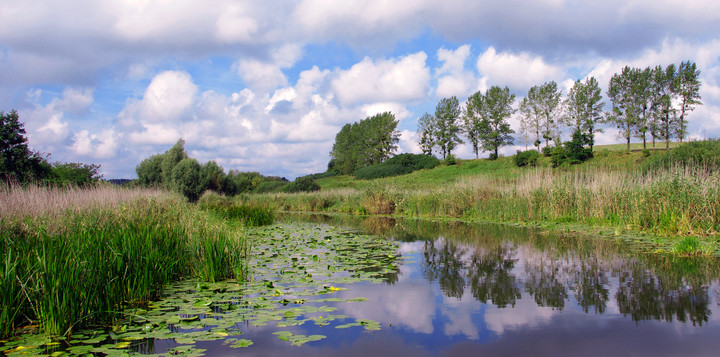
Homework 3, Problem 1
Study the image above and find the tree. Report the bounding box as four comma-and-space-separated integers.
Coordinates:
607, 66, 638, 151
171, 158, 203, 202
200, 160, 225, 192
433, 97, 463, 160
48, 162, 102, 187
161, 139, 188, 188
417, 113, 436, 156
1, 110, 49, 183
630, 67, 653, 149
464, 92, 484, 159
329, 112, 400, 174
563, 77, 605, 151
520, 82, 562, 150
674, 61, 702, 142
649, 64, 677, 150
473, 86, 516, 160
136, 154, 164, 186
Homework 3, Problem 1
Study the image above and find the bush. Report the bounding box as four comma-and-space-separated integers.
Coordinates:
444, 154, 457, 165
641, 139, 720, 172
550, 131, 593, 168
514, 150, 539, 167
354, 153, 439, 180
255, 180, 288, 193
283, 176, 320, 193
46, 162, 102, 187
171, 158, 203, 202
541, 146, 555, 157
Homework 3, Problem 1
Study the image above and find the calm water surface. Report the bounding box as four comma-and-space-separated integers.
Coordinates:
224, 214, 719, 357
21, 215, 714, 356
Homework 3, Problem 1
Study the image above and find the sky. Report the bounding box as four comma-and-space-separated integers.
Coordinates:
2, 0, 720, 180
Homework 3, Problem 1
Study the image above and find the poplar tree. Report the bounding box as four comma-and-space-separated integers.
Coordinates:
520, 81, 562, 150
474, 86, 516, 160
674, 61, 702, 142
433, 96, 463, 160
563, 77, 604, 151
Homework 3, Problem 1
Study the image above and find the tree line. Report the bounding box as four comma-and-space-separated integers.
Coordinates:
417, 60, 702, 161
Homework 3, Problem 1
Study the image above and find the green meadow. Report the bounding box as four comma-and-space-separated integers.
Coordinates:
240, 141, 720, 256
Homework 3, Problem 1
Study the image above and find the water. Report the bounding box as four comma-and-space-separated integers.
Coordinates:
5, 214, 719, 356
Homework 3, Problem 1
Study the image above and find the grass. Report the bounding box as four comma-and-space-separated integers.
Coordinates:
243, 142, 720, 256
0, 185, 248, 338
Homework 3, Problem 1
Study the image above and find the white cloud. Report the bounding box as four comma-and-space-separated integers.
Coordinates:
436, 45, 476, 98
127, 70, 198, 123
214, 4, 259, 43
71, 128, 119, 159
476, 47, 565, 91
332, 52, 430, 105
236, 60, 288, 93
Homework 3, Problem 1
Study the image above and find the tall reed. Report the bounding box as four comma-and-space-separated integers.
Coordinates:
0, 186, 247, 338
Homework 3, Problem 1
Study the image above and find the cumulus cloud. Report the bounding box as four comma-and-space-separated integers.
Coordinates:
476, 47, 565, 91
436, 45, 477, 98
332, 52, 430, 105
236, 60, 288, 93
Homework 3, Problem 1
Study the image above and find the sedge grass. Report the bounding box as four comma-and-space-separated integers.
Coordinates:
0, 185, 247, 338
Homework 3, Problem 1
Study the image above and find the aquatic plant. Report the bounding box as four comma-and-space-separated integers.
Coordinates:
0, 187, 247, 338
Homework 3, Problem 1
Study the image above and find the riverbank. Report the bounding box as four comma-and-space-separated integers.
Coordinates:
0, 185, 248, 339
239, 144, 720, 257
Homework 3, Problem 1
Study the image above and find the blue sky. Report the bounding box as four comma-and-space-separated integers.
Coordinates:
2, 0, 720, 179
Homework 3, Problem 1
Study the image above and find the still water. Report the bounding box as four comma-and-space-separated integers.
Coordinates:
9, 214, 718, 356
186, 214, 720, 356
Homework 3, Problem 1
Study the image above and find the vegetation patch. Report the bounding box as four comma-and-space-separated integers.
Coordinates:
1, 222, 400, 354
354, 153, 439, 180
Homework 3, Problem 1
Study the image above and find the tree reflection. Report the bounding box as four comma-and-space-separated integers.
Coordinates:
616, 266, 711, 325
281, 213, 717, 325
423, 238, 467, 299
572, 264, 609, 314
467, 245, 521, 308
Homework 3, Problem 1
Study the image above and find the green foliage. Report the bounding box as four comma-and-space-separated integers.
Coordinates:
46, 162, 102, 187
564, 77, 604, 150
200, 160, 224, 192
161, 139, 188, 188
468, 86, 516, 159
433, 97, 463, 160
198, 192, 274, 226
330, 112, 400, 174
444, 154, 457, 166
283, 176, 320, 193
171, 158, 203, 202
550, 130, 594, 167
0, 110, 49, 184
0, 195, 247, 337
673, 236, 703, 255
514, 150, 540, 167
641, 139, 720, 172
135, 154, 164, 186
255, 180, 288, 193
354, 153, 440, 180
520, 81, 562, 151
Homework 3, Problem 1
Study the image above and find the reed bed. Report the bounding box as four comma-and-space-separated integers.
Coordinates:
246, 163, 720, 239
0, 185, 247, 338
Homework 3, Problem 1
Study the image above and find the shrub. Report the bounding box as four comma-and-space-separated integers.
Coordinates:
284, 176, 320, 193
642, 139, 720, 172
171, 158, 203, 202
513, 150, 539, 167
255, 180, 288, 193
354, 154, 440, 180
445, 154, 457, 165
550, 131, 593, 168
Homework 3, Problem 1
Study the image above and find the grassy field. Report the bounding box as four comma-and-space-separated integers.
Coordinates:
241, 142, 720, 256
0, 185, 249, 338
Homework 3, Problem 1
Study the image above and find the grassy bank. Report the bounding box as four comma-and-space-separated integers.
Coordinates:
0, 185, 248, 338
241, 143, 720, 255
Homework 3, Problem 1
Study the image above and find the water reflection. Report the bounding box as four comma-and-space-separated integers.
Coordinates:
283, 213, 719, 325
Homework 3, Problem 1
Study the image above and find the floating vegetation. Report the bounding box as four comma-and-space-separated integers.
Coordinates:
1, 222, 400, 355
